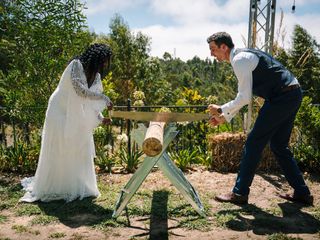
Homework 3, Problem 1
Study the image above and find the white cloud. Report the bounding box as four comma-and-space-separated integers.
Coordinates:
83, 0, 145, 15
297, 14, 320, 40
134, 22, 248, 61
82, 0, 320, 61
140, 0, 320, 60
277, 0, 320, 8
132, 0, 252, 60
276, 13, 320, 49
149, 0, 248, 24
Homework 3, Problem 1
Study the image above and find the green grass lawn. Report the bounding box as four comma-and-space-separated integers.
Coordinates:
0, 171, 319, 240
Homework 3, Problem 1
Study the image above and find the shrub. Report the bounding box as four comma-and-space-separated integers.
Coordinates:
118, 145, 144, 173
168, 148, 199, 172
0, 141, 39, 173
294, 96, 320, 173
95, 144, 116, 173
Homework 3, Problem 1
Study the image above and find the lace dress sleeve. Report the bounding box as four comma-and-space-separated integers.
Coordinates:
71, 59, 111, 105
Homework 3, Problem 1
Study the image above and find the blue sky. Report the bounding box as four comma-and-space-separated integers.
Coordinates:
81, 0, 320, 61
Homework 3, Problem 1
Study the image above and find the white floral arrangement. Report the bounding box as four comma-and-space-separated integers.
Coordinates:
133, 90, 145, 100
117, 133, 128, 143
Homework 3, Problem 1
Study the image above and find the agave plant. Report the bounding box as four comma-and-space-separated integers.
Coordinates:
0, 141, 39, 173
95, 145, 115, 174
168, 148, 199, 172
118, 145, 144, 173
195, 146, 212, 170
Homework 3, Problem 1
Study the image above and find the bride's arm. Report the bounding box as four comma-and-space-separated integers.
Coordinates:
71, 59, 111, 106
98, 113, 112, 125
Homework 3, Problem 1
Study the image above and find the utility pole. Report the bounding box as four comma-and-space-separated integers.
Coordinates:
245, 0, 276, 132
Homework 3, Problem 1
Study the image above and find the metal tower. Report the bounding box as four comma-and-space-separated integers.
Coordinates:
245, 0, 276, 132
248, 0, 277, 54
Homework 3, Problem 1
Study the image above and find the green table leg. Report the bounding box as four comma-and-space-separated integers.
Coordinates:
112, 123, 205, 218
112, 124, 178, 218
157, 152, 205, 217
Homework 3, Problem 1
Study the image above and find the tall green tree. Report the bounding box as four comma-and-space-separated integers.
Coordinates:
108, 14, 151, 104
138, 57, 174, 105
289, 25, 320, 102
0, 0, 92, 127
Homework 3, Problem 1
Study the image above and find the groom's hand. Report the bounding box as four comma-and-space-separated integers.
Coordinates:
209, 114, 226, 126
208, 104, 221, 116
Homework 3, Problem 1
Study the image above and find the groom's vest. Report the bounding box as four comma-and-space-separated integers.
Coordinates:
235, 48, 296, 100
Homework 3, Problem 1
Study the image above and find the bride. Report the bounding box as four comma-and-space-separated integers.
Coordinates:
20, 43, 113, 202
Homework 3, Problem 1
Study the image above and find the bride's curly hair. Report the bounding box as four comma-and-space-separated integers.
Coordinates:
79, 43, 112, 87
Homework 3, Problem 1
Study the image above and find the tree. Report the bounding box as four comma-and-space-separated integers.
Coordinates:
0, 0, 92, 127
289, 25, 320, 102
108, 14, 151, 104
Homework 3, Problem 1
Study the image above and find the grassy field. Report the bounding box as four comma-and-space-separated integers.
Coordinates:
0, 169, 319, 240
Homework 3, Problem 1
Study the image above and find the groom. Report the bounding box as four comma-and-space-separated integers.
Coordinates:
206, 31, 313, 205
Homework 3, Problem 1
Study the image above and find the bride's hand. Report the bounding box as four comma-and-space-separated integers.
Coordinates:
102, 117, 112, 125
107, 101, 113, 110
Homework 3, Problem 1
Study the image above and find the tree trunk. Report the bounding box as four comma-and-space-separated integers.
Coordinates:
142, 121, 165, 157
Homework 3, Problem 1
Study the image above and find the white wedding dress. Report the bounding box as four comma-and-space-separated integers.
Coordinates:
20, 59, 110, 202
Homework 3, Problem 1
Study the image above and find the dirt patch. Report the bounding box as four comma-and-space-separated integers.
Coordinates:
0, 169, 319, 240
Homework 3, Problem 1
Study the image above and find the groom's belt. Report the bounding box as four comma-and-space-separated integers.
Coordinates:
281, 84, 300, 93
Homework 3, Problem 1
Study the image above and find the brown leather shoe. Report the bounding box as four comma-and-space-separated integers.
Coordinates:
215, 192, 248, 204
279, 193, 314, 206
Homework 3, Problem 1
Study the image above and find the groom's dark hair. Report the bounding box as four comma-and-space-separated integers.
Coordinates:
207, 32, 234, 48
